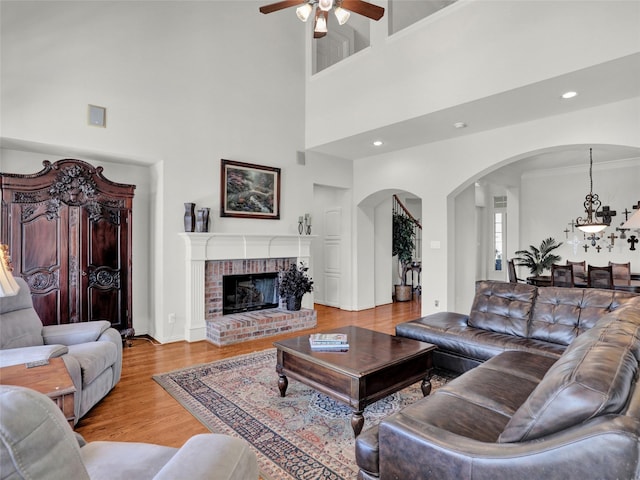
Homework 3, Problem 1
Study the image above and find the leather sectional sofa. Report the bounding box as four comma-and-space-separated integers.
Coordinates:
356, 280, 640, 479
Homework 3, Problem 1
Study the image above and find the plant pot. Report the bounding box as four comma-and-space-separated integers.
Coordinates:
395, 285, 412, 302
286, 295, 303, 311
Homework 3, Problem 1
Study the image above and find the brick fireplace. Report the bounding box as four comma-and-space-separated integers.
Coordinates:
180, 233, 316, 344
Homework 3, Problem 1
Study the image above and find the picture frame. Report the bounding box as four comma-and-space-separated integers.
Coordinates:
220, 159, 281, 219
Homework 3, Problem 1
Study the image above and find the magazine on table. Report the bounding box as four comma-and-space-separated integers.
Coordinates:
309, 333, 349, 351
309, 333, 348, 345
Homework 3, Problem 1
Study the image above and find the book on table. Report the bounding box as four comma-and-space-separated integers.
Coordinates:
309, 333, 349, 351
310, 343, 350, 352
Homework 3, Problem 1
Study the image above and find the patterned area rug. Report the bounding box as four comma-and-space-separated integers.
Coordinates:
153, 348, 453, 480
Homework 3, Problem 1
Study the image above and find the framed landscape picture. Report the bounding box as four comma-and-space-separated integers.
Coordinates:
220, 159, 281, 219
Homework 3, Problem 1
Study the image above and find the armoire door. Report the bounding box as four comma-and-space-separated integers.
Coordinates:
1, 159, 135, 332
80, 203, 132, 331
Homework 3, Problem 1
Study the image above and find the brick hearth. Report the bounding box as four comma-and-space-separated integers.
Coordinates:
206, 308, 317, 346
204, 258, 317, 346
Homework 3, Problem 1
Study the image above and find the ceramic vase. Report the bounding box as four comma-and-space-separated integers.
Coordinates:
184, 203, 195, 232
196, 208, 210, 233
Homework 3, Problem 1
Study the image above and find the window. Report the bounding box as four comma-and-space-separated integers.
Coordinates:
493, 196, 507, 271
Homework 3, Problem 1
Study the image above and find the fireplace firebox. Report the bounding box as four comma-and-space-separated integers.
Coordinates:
223, 272, 279, 315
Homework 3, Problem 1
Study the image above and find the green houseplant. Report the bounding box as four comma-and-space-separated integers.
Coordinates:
278, 262, 314, 311
514, 237, 563, 276
392, 212, 416, 301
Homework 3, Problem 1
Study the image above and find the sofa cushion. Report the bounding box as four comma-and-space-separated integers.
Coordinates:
468, 281, 537, 337
0, 279, 45, 349
499, 304, 640, 443
528, 286, 584, 345
67, 341, 118, 386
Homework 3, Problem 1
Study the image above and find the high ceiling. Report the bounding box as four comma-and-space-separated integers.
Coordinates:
307, 52, 640, 172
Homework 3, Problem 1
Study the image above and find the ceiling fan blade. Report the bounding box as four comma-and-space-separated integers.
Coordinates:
259, 0, 306, 15
339, 0, 384, 20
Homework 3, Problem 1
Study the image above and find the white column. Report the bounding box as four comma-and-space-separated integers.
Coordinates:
181, 233, 210, 342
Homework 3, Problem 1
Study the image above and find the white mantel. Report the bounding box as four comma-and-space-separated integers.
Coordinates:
180, 233, 315, 342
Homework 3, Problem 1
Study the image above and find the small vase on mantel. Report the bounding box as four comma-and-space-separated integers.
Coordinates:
184, 203, 196, 232
196, 208, 210, 233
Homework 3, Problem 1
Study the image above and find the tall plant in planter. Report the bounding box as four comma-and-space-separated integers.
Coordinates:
392, 212, 416, 301
514, 237, 563, 276
278, 262, 313, 311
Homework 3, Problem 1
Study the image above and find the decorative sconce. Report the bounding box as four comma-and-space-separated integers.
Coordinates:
299, 214, 312, 235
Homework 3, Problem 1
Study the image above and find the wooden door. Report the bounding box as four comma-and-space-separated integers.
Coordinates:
1, 159, 135, 332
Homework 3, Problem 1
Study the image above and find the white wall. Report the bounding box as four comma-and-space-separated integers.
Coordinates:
306, 0, 640, 148
520, 158, 640, 271
354, 99, 640, 315
1, 1, 308, 342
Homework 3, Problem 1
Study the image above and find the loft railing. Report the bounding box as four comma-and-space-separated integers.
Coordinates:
392, 194, 422, 262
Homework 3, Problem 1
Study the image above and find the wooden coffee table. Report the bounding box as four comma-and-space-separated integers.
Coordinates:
0, 357, 76, 426
274, 325, 436, 437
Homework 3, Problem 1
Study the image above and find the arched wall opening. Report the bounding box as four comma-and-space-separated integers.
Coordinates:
447, 143, 640, 313
356, 188, 421, 310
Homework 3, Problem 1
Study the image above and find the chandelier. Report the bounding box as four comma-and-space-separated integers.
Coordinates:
575, 148, 607, 233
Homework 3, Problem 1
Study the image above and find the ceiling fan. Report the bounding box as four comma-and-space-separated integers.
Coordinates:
259, 0, 385, 39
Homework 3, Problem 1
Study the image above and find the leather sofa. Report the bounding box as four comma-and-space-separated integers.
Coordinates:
396, 280, 639, 373
0, 277, 122, 423
0, 385, 259, 479
356, 281, 640, 479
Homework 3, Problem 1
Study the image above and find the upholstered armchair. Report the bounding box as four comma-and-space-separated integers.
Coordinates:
0, 277, 122, 423
0, 385, 259, 480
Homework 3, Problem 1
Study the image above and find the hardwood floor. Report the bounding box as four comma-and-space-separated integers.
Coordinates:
75, 300, 423, 447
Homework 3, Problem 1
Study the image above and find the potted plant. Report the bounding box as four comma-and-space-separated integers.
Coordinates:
392, 212, 416, 302
514, 237, 563, 277
278, 262, 314, 311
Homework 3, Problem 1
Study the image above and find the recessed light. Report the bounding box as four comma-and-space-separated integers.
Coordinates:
561, 91, 578, 99
453, 122, 467, 129
373, 140, 383, 147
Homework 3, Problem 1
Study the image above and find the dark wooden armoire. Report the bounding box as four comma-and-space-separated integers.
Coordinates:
0, 159, 135, 333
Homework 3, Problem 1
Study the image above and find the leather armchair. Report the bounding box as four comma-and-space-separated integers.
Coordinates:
0, 385, 259, 480
0, 277, 122, 423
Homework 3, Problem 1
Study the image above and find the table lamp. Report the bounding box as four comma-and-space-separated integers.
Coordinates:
0, 244, 20, 297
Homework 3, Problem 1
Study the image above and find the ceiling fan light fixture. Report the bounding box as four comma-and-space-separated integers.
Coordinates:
334, 6, 350, 25
314, 14, 328, 33
296, 3, 312, 22
318, 0, 333, 12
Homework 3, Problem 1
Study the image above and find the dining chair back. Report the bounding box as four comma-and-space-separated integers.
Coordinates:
609, 261, 631, 286
566, 260, 586, 282
588, 265, 614, 289
507, 259, 524, 284
551, 264, 574, 287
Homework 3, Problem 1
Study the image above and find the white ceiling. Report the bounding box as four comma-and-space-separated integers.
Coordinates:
307, 52, 640, 171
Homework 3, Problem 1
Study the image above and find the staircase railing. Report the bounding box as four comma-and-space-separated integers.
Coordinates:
392, 194, 422, 263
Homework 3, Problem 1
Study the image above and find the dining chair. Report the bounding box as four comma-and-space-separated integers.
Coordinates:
566, 260, 586, 283
587, 265, 614, 289
507, 259, 525, 284
551, 264, 574, 287
609, 261, 631, 286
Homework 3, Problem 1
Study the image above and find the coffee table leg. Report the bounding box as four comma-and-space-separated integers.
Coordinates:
421, 377, 432, 396
351, 410, 364, 437
278, 374, 288, 397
